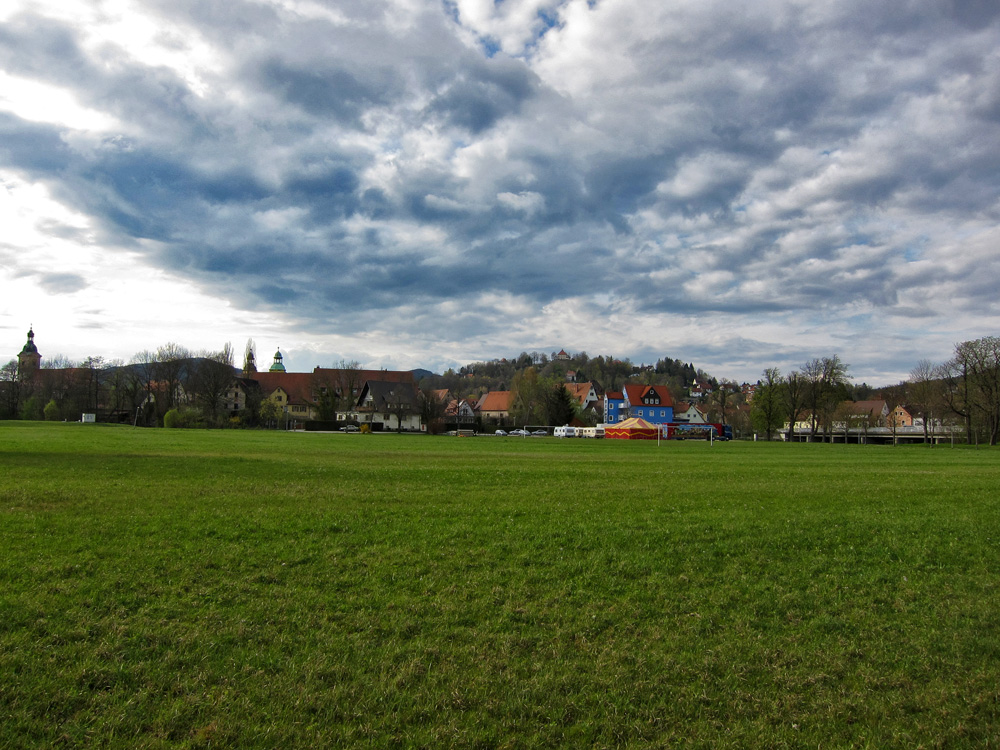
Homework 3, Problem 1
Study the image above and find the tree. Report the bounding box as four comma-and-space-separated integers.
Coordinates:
44, 398, 60, 421
943, 337, 1000, 445
419, 388, 447, 434
191, 343, 236, 425
545, 384, 578, 426
130, 349, 158, 426
313, 360, 363, 422
750, 367, 784, 440
908, 359, 941, 444
802, 356, 850, 440
1, 359, 21, 419
78, 356, 105, 414
783, 371, 807, 441
510, 367, 546, 426
155, 343, 189, 410
880, 382, 908, 446
710, 378, 739, 426
259, 398, 281, 429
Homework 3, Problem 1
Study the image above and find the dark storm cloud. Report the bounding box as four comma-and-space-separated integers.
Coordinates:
254, 59, 400, 125
426, 55, 540, 133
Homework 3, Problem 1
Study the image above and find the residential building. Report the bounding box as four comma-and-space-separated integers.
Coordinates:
353, 379, 421, 431
476, 391, 512, 423
623, 384, 675, 424
674, 401, 708, 423
604, 391, 624, 423
889, 404, 913, 428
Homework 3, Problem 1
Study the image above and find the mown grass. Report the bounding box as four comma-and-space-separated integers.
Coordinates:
1, 422, 999, 748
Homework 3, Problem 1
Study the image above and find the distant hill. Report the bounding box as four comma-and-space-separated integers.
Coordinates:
410, 368, 435, 382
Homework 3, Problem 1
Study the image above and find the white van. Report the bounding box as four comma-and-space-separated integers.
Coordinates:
554, 425, 578, 438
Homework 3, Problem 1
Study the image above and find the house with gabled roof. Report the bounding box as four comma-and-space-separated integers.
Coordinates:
566, 382, 599, 411
889, 404, 913, 428
623, 384, 675, 425
445, 398, 476, 426
476, 391, 512, 424
353, 379, 421, 431
673, 401, 708, 423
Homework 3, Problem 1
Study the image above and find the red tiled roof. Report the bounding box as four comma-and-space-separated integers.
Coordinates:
624, 384, 674, 407
476, 391, 512, 413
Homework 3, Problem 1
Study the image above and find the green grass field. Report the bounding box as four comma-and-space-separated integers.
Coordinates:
2, 422, 999, 748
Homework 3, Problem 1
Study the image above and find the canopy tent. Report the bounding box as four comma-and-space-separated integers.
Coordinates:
605, 417, 659, 440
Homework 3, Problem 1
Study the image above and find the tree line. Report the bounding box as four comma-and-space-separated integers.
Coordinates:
2, 341, 241, 427
748, 336, 1000, 445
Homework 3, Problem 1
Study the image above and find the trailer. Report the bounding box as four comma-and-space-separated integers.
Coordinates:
664, 422, 732, 440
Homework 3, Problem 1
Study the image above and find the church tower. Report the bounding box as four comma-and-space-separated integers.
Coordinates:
269, 348, 286, 372
17, 327, 41, 380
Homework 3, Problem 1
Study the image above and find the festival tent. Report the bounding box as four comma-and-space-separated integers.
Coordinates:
605, 417, 659, 440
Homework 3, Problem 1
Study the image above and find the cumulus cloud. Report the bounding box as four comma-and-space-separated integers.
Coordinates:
2, 0, 1000, 382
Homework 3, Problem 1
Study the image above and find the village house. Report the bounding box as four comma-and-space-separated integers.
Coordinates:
673, 401, 708, 423
476, 391, 512, 424
605, 384, 675, 425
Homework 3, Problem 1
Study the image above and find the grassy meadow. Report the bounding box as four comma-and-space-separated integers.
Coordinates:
2, 422, 999, 748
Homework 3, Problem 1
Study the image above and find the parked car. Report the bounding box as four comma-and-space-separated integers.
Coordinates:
495, 429, 508, 436
531, 429, 547, 436
341, 425, 359, 432
510, 429, 530, 436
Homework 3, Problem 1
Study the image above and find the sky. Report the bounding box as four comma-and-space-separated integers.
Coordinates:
2, 0, 1000, 385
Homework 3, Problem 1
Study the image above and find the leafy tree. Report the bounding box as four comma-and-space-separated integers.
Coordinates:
510, 367, 546, 426
21, 395, 43, 421
545, 384, 578, 426
259, 398, 282, 429
43, 398, 61, 421
750, 367, 784, 440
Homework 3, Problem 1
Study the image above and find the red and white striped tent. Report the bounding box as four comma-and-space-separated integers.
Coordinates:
605, 417, 659, 440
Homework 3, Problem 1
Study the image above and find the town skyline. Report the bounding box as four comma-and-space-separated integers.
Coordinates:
0, 323, 962, 390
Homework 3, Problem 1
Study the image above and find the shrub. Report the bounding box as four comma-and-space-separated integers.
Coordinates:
164, 408, 203, 428
43, 399, 61, 421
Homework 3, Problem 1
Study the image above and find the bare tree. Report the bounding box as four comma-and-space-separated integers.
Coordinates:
191, 343, 236, 425
944, 337, 1000, 445
783, 370, 806, 441
419, 388, 447, 434
153, 343, 190, 419
803, 356, 850, 441
908, 359, 940, 444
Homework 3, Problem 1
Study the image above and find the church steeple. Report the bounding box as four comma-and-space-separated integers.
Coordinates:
269, 347, 286, 372
18, 326, 41, 379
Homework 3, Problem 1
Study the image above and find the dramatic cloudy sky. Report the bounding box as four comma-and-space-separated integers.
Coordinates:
3, 0, 1000, 383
